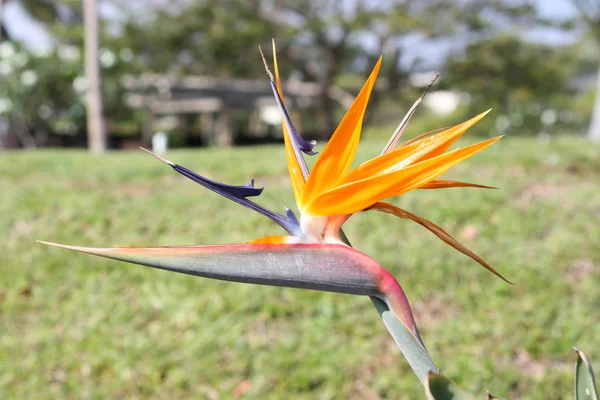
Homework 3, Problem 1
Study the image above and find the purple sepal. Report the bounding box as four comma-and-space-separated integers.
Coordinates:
172, 166, 263, 198
169, 163, 302, 237
268, 80, 317, 156
285, 208, 300, 226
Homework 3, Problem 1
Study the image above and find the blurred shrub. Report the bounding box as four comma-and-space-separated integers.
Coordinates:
0, 41, 143, 147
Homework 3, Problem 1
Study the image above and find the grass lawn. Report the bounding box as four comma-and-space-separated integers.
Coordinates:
1, 136, 599, 399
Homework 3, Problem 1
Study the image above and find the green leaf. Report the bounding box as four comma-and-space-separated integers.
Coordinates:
575, 348, 599, 400
425, 372, 476, 400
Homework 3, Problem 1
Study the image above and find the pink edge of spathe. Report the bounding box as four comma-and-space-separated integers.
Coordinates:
36, 240, 419, 338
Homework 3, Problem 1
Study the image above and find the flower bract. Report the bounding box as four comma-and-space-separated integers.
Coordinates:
39, 40, 509, 381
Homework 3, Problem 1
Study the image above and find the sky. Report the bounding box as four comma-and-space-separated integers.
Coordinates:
1, 0, 582, 66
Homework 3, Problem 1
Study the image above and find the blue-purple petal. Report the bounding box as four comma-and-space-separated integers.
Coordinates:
172, 164, 263, 198
285, 208, 300, 226
154, 158, 301, 237
268, 80, 317, 156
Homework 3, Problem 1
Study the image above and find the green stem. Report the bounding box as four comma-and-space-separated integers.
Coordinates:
370, 296, 438, 384
339, 229, 438, 385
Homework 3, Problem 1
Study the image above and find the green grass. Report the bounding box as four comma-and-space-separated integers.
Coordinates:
1, 136, 599, 399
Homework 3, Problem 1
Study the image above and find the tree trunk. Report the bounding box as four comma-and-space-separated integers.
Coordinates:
0, 0, 4, 42
83, 0, 106, 153
588, 60, 600, 142
318, 90, 337, 138
214, 109, 232, 147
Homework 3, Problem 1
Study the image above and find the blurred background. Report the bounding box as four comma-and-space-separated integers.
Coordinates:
0, 0, 599, 149
1, 0, 599, 399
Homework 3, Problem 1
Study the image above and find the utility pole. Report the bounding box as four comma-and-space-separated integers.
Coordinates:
589, 63, 600, 142
0, 0, 4, 42
571, 0, 600, 141
83, 0, 106, 153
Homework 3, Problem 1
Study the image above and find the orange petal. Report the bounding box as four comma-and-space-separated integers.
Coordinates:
400, 126, 449, 147
307, 136, 502, 216
419, 180, 497, 190
270, 41, 306, 207
302, 57, 382, 209
272, 40, 284, 102
391, 136, 502, 197
366, 202, 511, 283
344, 111, 490, 183
408, 110, 491, 165
247, 235, 292, 244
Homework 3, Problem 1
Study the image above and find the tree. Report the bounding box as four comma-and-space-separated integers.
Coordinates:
0, 0, 142, 149
265, 0, 541, 133
0, 0, 4, 42
268, 0, 424, 133
571, 0, 600, 141
0, 0, 145, 149
444, 35, 577, 135
0, 0, 82, 42
2, 0, 554, 146
121, 0, 540, 136
120, 0, 278, 77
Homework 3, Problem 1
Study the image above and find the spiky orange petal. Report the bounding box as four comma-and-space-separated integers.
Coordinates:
307, 136, 502, 216
391, 136, 502, 198
344, 111, 490, 183
419, 180, 496, 190
408, 110, 491, 165
366, 202, 511, 283
301, 58, 382, 210
400, 126, 449, 147
271, 41, 306, 207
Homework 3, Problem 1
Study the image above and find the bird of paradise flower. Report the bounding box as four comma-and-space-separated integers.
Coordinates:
39, 41, 509, 385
